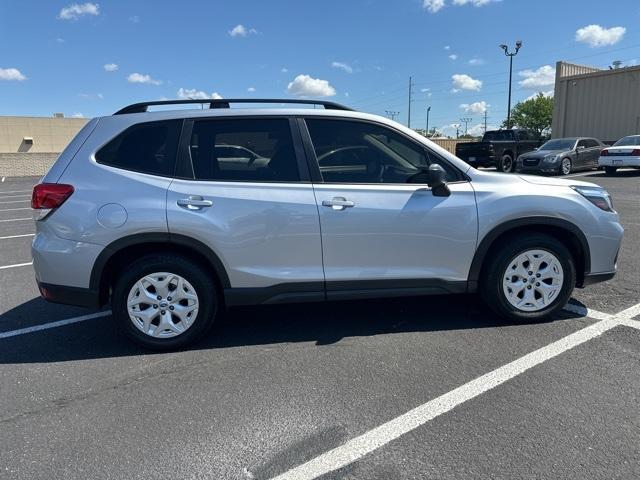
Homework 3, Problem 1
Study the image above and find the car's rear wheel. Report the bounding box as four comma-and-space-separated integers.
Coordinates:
498, 154, 514, 173
481, 234, 576, 321
112, 254, 218, 350
560, 157, 572, 175
604, 166, 618, 175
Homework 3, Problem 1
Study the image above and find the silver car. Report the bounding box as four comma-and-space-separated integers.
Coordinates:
31, 99, 623, 350
516, 137, 605, 175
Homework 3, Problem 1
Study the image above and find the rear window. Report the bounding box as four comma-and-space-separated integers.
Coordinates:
483, 130, 514, 141
95, 120, 182, 176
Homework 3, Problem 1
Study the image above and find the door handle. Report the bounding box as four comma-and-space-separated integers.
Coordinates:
177, 195, 213, 210
322, 197, 355, 210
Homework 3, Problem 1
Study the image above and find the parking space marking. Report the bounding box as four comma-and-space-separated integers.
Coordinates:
0, 207, 31, 212
0, 194, 30, 199
0, 234, 35, 240
0, 190, 31, 194
0, 262, 33, 270
269, 302, 640, 480
0, 218, 31, 223
0, 311, 111, 339
0, 200, 30, 205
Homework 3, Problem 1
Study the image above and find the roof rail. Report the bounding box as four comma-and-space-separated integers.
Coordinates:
113, 98, 354, 115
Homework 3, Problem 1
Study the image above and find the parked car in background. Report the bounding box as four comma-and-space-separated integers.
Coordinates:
455, 129, 540, 173
516, 137, 605, 175
599, 135, 640, 175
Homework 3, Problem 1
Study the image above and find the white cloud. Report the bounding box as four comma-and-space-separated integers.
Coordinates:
129, 15, 140, 23
281, 67, 288, 73
177, 88, 222, 99
229, 24, 257, 37
56, 38, 65, 43
71, 112, 84, 118
575, 24, 625, 48
468, 123, 496, 136
452, 0, 495, 6
518, 65, 555, 89
460, 101, 489, 114
103, 63, 118, 72
287, 74, 336, 97
127, 73, 162, 85
444, 45, 451, 50
448, 54, 458, 60
452, 73, 482, 91
525, 90, 554, 101
247, 87, 256, 92
468, 57, 484, 65
423, 0, 445, 13
0, 67, 27, 81
58, 2, 99, 20
79, 92, 103, 99
331, 61, 353, 73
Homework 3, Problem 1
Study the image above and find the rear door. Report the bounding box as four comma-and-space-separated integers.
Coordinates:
166, 116, 324, 297
302, 117, 478, 297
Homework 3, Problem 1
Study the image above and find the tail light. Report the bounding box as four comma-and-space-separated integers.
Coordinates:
600, 149, 609, 156
632, 149, 640, 156
31, 183, 74, 219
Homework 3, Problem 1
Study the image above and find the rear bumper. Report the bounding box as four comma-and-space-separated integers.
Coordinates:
37, 282, 101, 308
459, 155, 495, 167
599, 156, 640, 167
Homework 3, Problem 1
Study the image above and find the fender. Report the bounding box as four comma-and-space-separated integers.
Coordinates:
89, 232, 231, 293
467, 216, 591, 292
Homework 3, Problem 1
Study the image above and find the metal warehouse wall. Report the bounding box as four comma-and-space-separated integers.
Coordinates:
552, 61, 640, 143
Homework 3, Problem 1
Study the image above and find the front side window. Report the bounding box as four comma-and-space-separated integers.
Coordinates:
190, 118, 300, 182
305, 118, 460, 184
95, 120, 181, 176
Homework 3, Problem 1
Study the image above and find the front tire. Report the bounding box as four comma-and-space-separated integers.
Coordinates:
604, 166, 618, 176
498, 154, 514, 173
560, 157, 572, 175
112, 254, 218, 350
481, 234, 576, 321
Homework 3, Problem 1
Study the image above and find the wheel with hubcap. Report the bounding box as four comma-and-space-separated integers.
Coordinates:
498, 154, 514, 173
560, 157, 572, 175
112, 254, 218, 350
481, 234, 576, 321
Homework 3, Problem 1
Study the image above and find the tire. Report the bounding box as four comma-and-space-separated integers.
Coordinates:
604, 166, 618, 176
111, 254, 218, 350
498, 154, 514, 173
560, 157, 572, 175
480, 234, 576, 321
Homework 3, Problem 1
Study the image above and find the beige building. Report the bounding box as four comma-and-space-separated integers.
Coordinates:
0, 115, 87, 177
552, 61, 640, 143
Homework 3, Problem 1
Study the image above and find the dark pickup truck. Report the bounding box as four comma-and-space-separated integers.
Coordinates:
455, 129, 540, 172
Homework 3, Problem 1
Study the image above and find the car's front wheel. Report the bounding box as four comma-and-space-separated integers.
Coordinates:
112, 254, 218, 350
481, 234, 576, 321
560, 157, 572, 175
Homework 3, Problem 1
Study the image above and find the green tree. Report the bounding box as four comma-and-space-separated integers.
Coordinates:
502, 93, 554, 138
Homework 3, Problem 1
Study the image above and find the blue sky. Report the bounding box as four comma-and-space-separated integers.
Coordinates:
1, 0, 639, 136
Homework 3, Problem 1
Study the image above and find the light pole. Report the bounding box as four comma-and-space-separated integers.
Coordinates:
425, 106, 431, 137
499, 40, 522, 130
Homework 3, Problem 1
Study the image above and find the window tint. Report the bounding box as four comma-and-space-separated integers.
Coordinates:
96, 120, 181, 176
305, 118, 460, 184
483, 130, 514, 141
585, 139, 600, 148
190, 118, 299, 182
577, 139, 588, 148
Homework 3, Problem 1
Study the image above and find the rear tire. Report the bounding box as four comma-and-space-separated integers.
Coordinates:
112, 254, 218, 350
498, 154, 514, 173
604, 166, 618, 176
481, 234, 576, 321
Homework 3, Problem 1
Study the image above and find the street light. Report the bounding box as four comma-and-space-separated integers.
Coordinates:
499, 40, 522, 130
425, 106, 431, 137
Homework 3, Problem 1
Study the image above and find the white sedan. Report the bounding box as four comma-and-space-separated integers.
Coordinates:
599, 135, 640, 175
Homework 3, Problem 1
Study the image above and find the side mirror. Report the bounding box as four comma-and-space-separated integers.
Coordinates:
427, 164, 451, 197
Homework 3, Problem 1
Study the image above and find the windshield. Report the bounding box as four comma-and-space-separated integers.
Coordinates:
539, 139, 576, 150
613, 136, 640, 146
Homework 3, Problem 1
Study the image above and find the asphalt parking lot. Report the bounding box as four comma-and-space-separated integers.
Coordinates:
1, 172, 639, 480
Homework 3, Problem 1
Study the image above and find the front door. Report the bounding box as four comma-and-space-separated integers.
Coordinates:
303, 117, 478, 296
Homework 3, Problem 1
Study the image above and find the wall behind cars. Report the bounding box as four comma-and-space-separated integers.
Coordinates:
0, 116, 87, 177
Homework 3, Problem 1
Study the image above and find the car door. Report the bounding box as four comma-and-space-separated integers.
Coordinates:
166, 116, 324, 299
575, 139, 589, 169
587, 139, 602, 167
302, 117, 478, 298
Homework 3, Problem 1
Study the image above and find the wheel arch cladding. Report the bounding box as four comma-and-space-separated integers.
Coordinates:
467, 217, 590, 292
90, 233, 230, 306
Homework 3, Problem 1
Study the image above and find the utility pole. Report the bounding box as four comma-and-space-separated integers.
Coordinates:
407, 76, 413, 128
460, 117, 472, 136
453, 124, 460, 139
425, 106, 431, 137
483, 110, 488, 134
385, 110, 400, 121
499, 40, 522, 129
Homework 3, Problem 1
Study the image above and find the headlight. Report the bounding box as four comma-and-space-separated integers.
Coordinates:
544, 154, 559, 162
571, 186, 615, 212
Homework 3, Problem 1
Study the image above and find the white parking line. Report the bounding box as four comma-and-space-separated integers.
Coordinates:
0, 200, 30, 205
0, 190, 31, 194
0, 207, 31, 212
0, 261, 33, 270
0, 233, 35, 240
0, 311, 111, 339
0, 218, 31, 223
268, 302, 640, 480
0, 194, 30, 199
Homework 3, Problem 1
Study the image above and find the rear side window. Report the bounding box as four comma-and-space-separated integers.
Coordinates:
189, 118, 299, 182
95, 120, 181, 176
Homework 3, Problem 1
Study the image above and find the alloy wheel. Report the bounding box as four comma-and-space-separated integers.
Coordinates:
561, 158, 572, 175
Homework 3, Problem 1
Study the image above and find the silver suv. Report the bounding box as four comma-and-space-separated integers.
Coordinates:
31, 99, 623, 350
